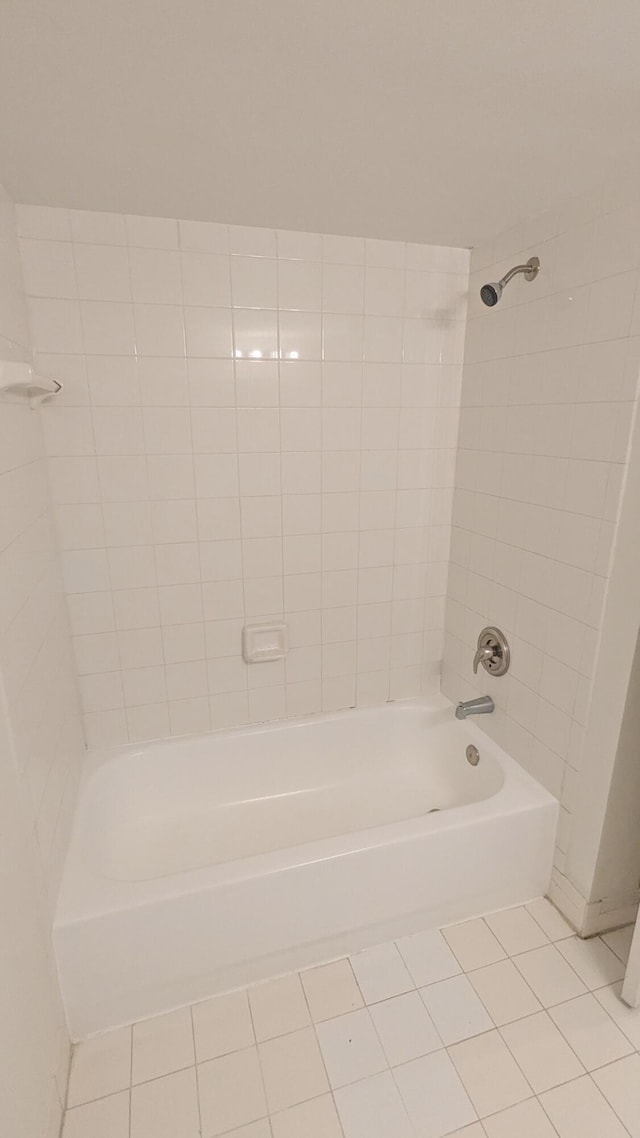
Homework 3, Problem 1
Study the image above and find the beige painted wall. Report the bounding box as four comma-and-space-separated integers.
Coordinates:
590, 632, 640, 909
0, 186, 85, 1137
566, 391, 640, 933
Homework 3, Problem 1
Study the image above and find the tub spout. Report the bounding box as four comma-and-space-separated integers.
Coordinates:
455, 696, 494, 720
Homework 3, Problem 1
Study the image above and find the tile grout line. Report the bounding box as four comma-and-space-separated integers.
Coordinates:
589, 1054, 640, 1136
246, 978, 275, 1138
188, 1004, 203, 1138
127, 1022, 133, 1138
296, 966, 347, 1138
60, 904, 640, 1136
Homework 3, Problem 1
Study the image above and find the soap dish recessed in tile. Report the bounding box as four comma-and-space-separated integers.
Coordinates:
242, 622, 287, 663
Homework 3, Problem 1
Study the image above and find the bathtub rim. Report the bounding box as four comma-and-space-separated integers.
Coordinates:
79, 692, 486, 773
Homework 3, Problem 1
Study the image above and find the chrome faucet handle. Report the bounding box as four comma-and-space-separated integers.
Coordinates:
473, 627, 511, 676
473, 645, 494, 674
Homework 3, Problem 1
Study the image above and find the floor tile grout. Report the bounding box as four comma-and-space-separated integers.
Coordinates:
62, 902, 638, 1138
297, 967, 346, 1138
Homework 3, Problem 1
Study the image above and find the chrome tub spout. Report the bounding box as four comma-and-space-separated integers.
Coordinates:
455, 696, 494, 720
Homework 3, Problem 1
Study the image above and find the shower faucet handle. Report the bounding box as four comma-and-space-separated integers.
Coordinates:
472, 644, 495, 673
472, 626, 510, 676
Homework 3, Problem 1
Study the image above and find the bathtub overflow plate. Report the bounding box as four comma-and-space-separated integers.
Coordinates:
466, 744, 480, 766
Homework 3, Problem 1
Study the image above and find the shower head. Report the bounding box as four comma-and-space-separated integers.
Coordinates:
480, 256, 540, 307
480, 281, 502, 306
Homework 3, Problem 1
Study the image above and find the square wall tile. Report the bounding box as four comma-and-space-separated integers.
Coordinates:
17, 202, 72, 239
129, 248, 182, 305
75, 243, 131, 301
126, 214, 178, 248
20, 238, 77, 298
181, 251, 231, 307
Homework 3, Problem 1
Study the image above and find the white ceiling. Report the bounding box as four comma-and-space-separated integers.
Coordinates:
2, 0, 640, 248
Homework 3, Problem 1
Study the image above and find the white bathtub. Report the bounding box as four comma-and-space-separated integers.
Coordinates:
54, 696, 558, 1038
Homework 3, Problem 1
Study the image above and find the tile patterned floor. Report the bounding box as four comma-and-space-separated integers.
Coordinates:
62, 899, 640, 1138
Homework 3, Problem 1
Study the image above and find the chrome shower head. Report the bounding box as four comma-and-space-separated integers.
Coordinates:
480, 256, 540, 307
480, 281, 502, 306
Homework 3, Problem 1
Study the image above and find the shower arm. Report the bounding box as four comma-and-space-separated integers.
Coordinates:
498, 263, 533, 287
498, 257, 540, 287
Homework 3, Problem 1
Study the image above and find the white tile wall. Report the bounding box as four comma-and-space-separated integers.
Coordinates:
17, 206, 469, 745
442, 181, 640, 920
0, 188, 84, 1138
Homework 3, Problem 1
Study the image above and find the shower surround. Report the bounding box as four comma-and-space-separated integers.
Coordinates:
14, 179, 640, 943
17, 207, 468, 747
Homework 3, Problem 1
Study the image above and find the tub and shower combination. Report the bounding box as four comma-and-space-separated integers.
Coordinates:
55, 694, 557, 1038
